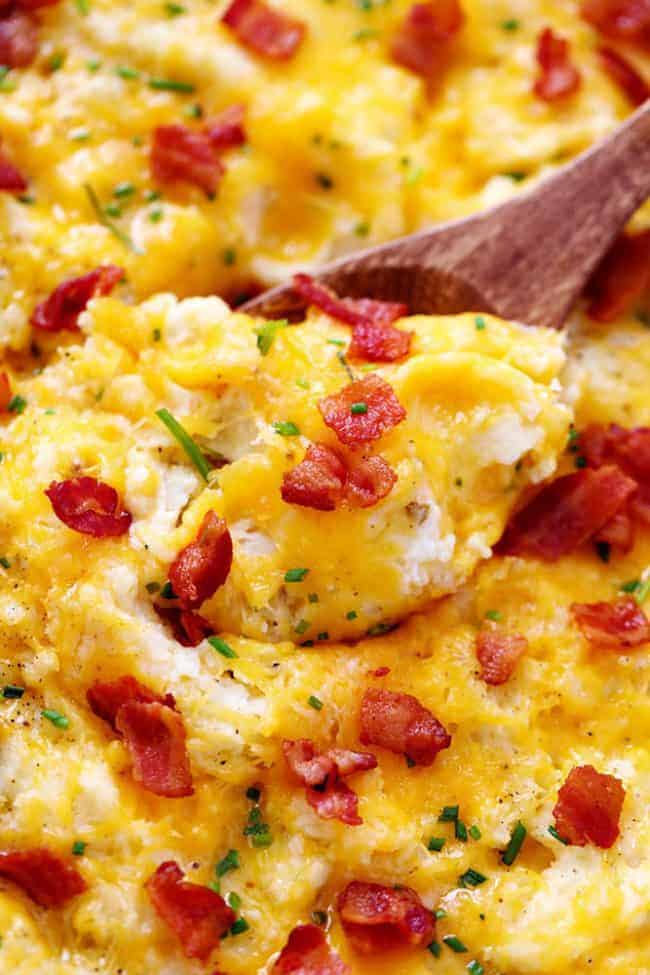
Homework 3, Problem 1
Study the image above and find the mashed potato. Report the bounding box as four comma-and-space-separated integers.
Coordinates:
0, 1, 649, 974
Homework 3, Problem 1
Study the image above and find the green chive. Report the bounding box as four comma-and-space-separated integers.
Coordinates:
148, 77, 195, 93
284, 568, 308, 583
504, 170, 526, 181
160, 581, 176, 600
311, 910, 328, 926
443, 935, 468, 953
152, 327, 162, 342
326, 338, 346, 347
3, 685, 24, 699
435, 909, 447, 919
71, 841, 86, 856
104, 202, 121, 217
246, 786, 261, 801
355, 221, 370, 237
8, 395, 26, 414
86, 58, 101, 71
439, 805, 459, 822
317, 631, 329, 641
307, 695, 323, 710
428, 941, 442, 958
467, 962, 484, 975
155, 407, 211, 481
42, 709, 69, 729
635, 575, 650, 604
216, 849, 240, 877
294, 619, 310, 635
114, 181, 135, 198
346, 610, 357, 620
165, 1, 185, 13
49, 52, 65, 71
75, 0, 90, 13
350, 401, 368, 415
251, 830, 272, 848
427, 836, 445, 852
484, 609, 501, 622
296, 378, 310, 390
18, 194, 35, 205
185, 102, 203, 119
254, 319, 287, 356
475, 315, 487, 331
469, 825, 482, 841
459, 868, 487, 888
308, 593, 319, 603
0, 557, 9, 569
144, 189, 161, 202
230, 918, 249, 935
149, 207, 163, 223
145, 581, 161, 594
227, 891, 241, 911
273, 421, 300, 437
502, 820, 527, 866
455, 819, 468, 842
501, 18, 519, 30
620, 578, 640, 593
222, 247, 236, 265
208, 636, 238, 659
83, 183, 141, 253
115, 65, 140, 80
574, 455, 587, 468
548, 825, 569, 845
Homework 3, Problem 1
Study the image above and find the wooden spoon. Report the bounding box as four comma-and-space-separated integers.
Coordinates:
243, 100, 650, 330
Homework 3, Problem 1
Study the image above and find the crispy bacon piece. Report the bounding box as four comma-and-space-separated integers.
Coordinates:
581, 0, 650, 46
359, 688, 451, 767
579, 423, 650, 527
154, 605, 214, 647
533, 27, 581, 101
476, 626, 527, 685
552, 765, 625, 848
319, 375, 406, 448
151, 125, 224, 196
283, 739, 377, 826
0, 144, 27, 193
292, 275, 411, 363
0, 12, 38, 69
586, 231, 650, 322
46, 477, 132, 538
31, 265, 124, 333
169, 510, 233, 610
115, 701, 193, 798
0, 372, 11, 412
338, 881, 435, 954
496, 466, 636, 561
16, 0, 62, 10
272, 923, 349, 975
281, 443, 396, 512
390, 1, 465, 79
0, 849, 86, 908
147, 861, 235, 960
571, 596, 650, 649
87, 675, 175, 730
598, 45, 649, 103
221, 0, 306, 60
205, 104, 246, 149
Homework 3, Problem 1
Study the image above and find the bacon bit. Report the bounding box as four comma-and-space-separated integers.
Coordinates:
87, 675, 175, 730
0, 372, 11, 412
319, 375, 406, 448
594, 507, 635, 554
0, 12, 38, 69
338, 881, 435, 954
272, 924, 350, 975
598, 45, 649, 104
533, 27, 581, 101
390, 1, 465, 80
586, 230, 650, 322
571, 596, 650, 649
169, 511, 233, 610
496, 466, 637, 561
16, 0, 62, 10
205, 104, 246, 150
154, 605, 214, 647
46, 477, 132, 538
147, 861, 235, 960
0, 849, 86, 908
371, 666, 391, 678
115, 701, 194, 798
221, 0, 306, 60
281, 443, 397, 512
579, 423, 650, 531
31, 265, 124, 333
151, 125, 224, 195
552, 765, 625, 848
359, 688, 451, 767
292, 275, 411, 363
0, 144, 27, 193
476, 626, 527, 685
581, 0, 650, 46
283, 739, 377, 826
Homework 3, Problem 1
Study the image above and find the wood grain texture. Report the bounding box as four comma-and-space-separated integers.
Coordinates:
243, 100, 650, 330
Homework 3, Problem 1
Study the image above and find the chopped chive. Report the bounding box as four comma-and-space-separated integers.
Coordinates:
595, 541, 611, 563
18, 194, 35, 204
620, 578, 640, 593
250, 831, 272, 848
222, 247, 236, 266
311, 909, 328, 926
475, 315, 487, 331
145, 581, 161, 594
355, 221, 370, 237
41, 709, 69, 729
216, 849, 239, 877
502, 820, 527, 865
484, 609, 501, 622
75, 0, 90, 13
149, 207, 163, 223
83, 183, 141, 253
246, 786, 261, 801
3, 685, 24, 699
71, 841, 86, 856
350, 401, 368, 415
284, 568, 309, 583
428, 941, 442, 958
326, 337, 346, 347
548, 825, 569, 845
8, 395, 26, 414
104, 202, 121, 217
86, 58, 101, 71
308, 593, 319, 604
0, 557, 9, 569
459, 868, 487, 888
469, 824, 482, 841
337, 349, 355, 382
185, 102, 203, 118
152, 327, 162, 342
296, 378, 310, 390
634, 575, 650, 604
467, 962, 484, 975
501, 18, 519, 30
317, 631, 329, 641
160, 581, 176, 600
346, 610, 357, 620
115, 65, 140, 80
144, 189, 161, 202
209, 636, 238, 659
155, 407, 211, 481
114, 181, 135, 198
254, 319, 287, 356
574, 455, 587, 468
230, 917, 249, 935
455, 819, 468, 842
48, 52, 65, 71
227, 891, 241, 911
427, 836, 445, 852
443, 935, 468, 953
273, 421, 300, 437
435, 909, 447, 920
439, 805, 459, 822
165, 1, 185, 13
307, 695, 323, 710
148, 77, 196, 93
294, 619, 310, 635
